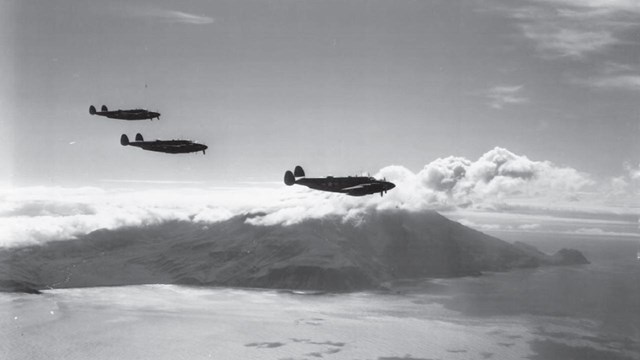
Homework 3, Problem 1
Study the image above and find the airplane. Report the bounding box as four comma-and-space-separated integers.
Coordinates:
284, 166, 395, 197
89, 105, 160, 121
120, 133, 208, 154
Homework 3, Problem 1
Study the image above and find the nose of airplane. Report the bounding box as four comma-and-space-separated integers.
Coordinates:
386, 182, 396, 190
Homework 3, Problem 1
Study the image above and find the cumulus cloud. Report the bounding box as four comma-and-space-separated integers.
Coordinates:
625, 162, 640, 180
609, 176, 629, 195
411, 147, 593, 206
485, 85, 529, 109
600, 163, 640, 198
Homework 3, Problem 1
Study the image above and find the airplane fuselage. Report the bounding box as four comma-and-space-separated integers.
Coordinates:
287, 169, 395, 196
90, 105, 160, 120
98, 110, 160, 121
129, 140, 207, 154
121, 134, 207, 154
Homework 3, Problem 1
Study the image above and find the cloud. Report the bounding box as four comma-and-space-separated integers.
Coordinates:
538, 0, 640, 13
0, 187, 236, 247
521, 24, 616, 58
518, 223, 541, 230
485, 85, 529, 109
629, 164, 640, 180
236, 147, 597, 225
0, 185, 367, 247
569, 227, 639, 237
609, 176, 629, 196
423, 147, 592, 202
2, 147, 637, 248
458, 219, 503, 231
495, 1, 640, 94
154, 10, 214, 25
578, 74, 640, 91
502, 0, 639, 58
101, 179, 207, 185
127, 6, 214, 25
601, 162, 640, 197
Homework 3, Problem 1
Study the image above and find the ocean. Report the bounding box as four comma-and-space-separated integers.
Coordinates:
1, 235, 639, 360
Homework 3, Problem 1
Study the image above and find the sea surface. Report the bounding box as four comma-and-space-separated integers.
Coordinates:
1, 235, 639, 360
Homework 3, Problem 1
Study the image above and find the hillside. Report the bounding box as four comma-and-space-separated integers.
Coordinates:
0, 210, 588, 293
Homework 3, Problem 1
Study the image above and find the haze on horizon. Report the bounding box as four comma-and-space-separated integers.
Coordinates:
0, 0, 638, 242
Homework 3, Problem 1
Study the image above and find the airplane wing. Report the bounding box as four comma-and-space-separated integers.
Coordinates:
342, 182, 386, 196
341, 183, 376, 191
156, 144, 195, 152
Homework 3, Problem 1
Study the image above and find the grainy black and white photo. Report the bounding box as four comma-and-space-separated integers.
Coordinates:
1, 1, 639, 359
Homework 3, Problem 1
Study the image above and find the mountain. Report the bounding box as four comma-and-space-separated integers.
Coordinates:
0, 210, 588, 293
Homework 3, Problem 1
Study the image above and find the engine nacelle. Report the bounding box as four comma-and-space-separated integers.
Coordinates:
120, 134, 129, 146
135, 133, 144, 142
89, 105, 96, 115
101, 105, 108, 112
294, 165, 305, 178
284, 171, 295, 185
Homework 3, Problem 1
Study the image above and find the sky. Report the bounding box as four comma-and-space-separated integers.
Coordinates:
1, 0, 639, 246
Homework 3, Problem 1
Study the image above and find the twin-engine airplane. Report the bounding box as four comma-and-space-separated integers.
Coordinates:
121, 133, 208, 154
284, 166, 395, 197
90, 105, 160, 121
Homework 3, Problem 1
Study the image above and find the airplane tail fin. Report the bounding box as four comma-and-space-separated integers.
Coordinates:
294, 165, 305, 178
135, 133, 144, 142
89, 105, 96, 115
284, 171, 295, 186
101, 105, 108, 112
120, 134, 129, 146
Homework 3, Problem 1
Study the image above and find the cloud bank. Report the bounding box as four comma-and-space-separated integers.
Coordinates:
1, 147, 637, 247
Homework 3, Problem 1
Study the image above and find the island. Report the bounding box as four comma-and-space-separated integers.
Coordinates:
0, 210, 588, 293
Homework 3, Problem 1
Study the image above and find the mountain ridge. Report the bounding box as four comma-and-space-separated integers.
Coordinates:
0, 209, 588, 293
